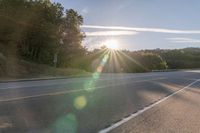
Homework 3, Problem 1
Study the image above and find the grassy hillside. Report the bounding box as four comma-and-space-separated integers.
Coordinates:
0, 53, 90, 80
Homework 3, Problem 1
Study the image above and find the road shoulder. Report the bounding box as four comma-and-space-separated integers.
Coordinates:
110, 82, 200, 133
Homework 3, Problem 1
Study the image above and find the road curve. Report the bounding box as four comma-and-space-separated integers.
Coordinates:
0, 71, 199, 133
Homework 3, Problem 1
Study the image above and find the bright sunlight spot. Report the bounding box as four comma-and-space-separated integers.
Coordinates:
104, 39, 119, 50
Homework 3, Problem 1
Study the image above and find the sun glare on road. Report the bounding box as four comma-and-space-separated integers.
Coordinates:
104, 39, 119, 50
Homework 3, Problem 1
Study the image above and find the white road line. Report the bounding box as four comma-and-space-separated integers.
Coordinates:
0, 77, 165, 102
98, 79, 200, 133
0, 89, 82, 102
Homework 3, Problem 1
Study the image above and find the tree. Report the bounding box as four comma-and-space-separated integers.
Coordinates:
57, 9, 86, 67
0, 0, 86, 70
0, 0, 64, 63
18, 0, 64, 64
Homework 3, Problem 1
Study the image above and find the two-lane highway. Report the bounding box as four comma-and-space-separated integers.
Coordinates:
0, 71, 200, 133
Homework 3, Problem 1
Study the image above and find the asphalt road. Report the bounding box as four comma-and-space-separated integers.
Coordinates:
0, 71, 200, 133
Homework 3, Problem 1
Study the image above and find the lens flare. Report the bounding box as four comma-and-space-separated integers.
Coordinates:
74, 96, 87, 110
52, 113, 77, 133
84, 53, 110, 92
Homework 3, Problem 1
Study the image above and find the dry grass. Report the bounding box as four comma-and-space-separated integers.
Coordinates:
0, 57, 91, 80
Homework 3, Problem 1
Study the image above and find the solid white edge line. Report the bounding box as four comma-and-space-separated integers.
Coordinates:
98, 79, 200, 133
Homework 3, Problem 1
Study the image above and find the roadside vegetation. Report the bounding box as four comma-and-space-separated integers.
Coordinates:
0, 0, 200, 79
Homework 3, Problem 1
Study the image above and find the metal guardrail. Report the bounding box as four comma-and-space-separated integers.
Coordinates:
152, 69, 178, 72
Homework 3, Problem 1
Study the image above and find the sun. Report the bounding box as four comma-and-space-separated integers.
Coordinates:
104, 39, 119, 50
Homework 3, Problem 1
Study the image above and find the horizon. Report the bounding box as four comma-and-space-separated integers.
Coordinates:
88, 47, 200, 52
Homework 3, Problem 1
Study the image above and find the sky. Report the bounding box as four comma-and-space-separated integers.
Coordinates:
52, 0, 200, 51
